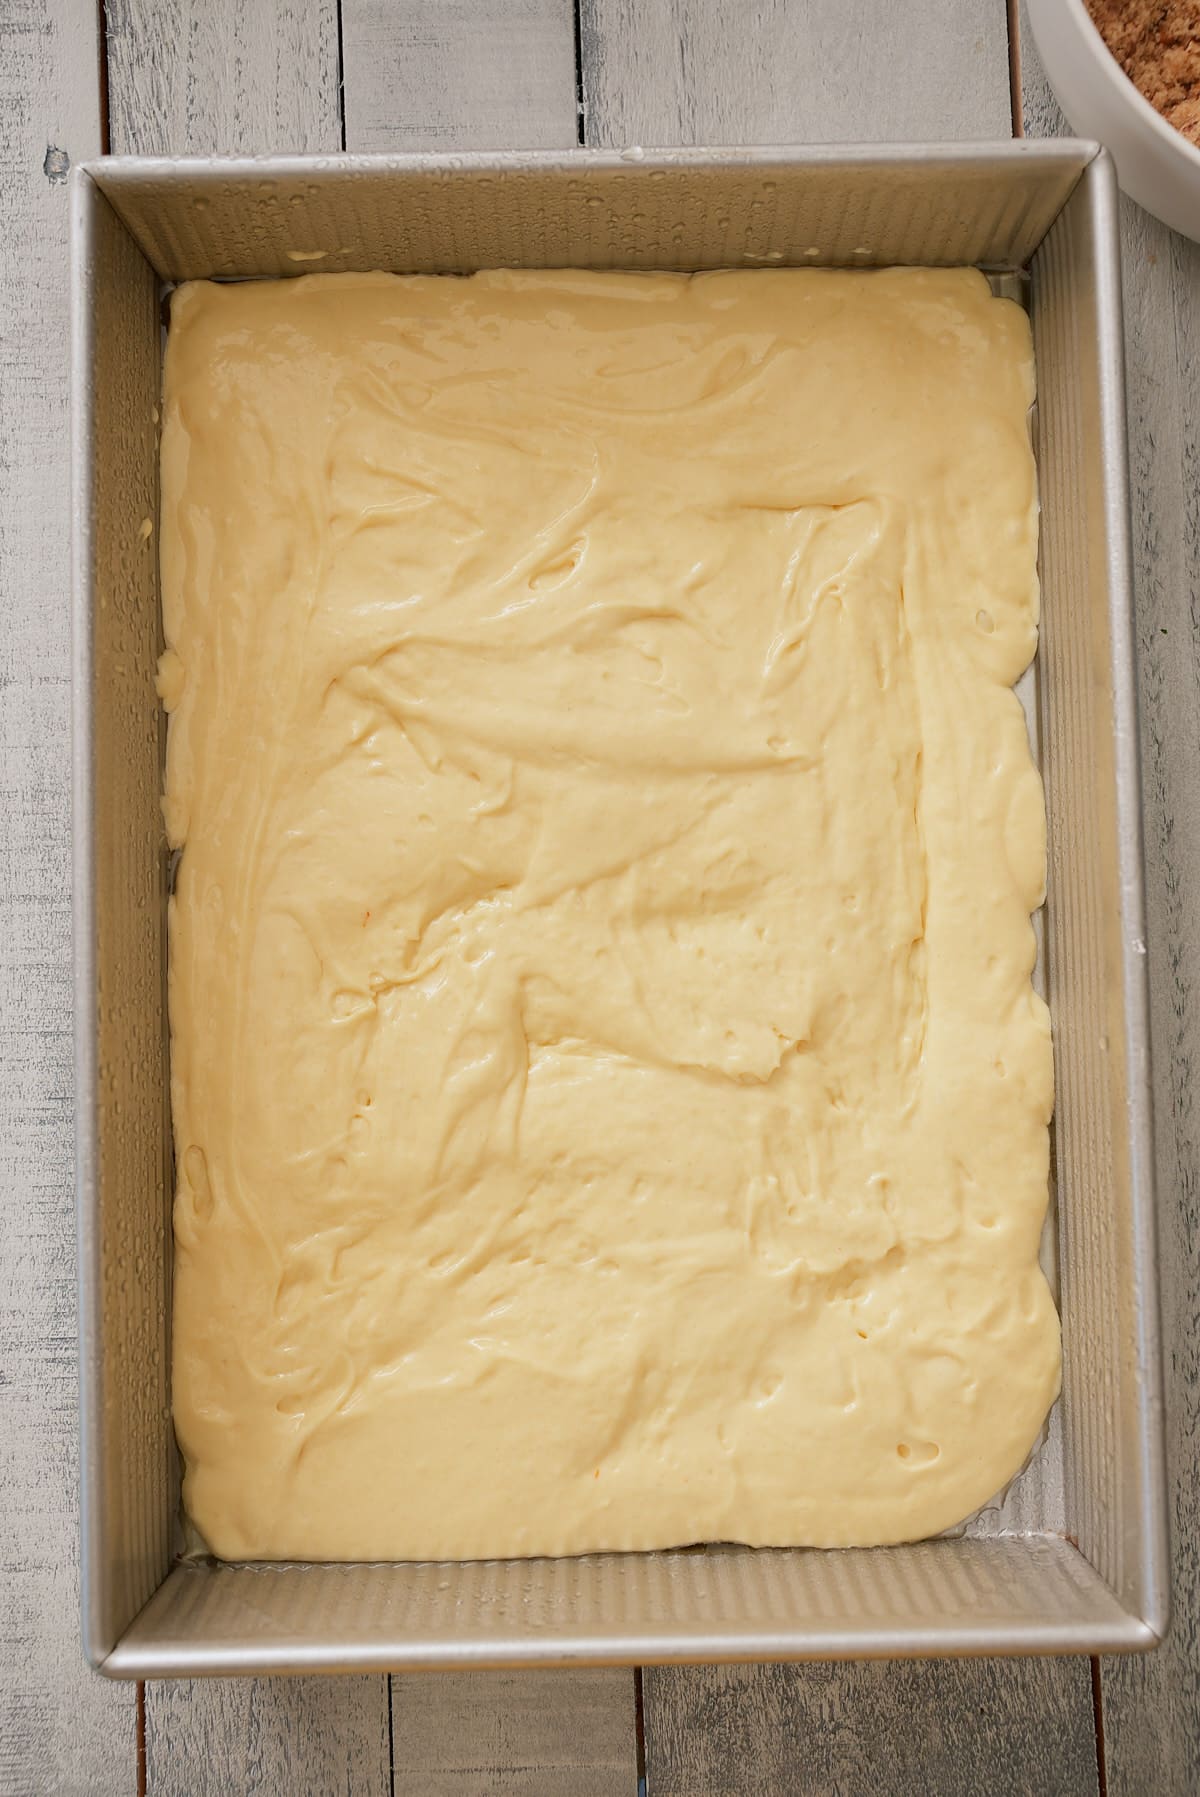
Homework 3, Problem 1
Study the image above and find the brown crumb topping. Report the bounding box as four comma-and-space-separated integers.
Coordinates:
1085, 0, 1200, 146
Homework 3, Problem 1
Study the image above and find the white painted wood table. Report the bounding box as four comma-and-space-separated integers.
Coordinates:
1, 0, 1197, 1790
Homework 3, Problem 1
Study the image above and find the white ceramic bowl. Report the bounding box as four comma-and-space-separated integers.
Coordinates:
1025, 0, 1200, 240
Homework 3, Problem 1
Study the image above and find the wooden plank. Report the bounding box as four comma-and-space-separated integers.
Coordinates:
104, 0, 341, 156
577, 3, 1100, 1788
336, 6, 636, 1784
100, 5, 393, 1792
342, 0, 578, 152
143, 1679, 392, 1797
643, 1659, 1100, 1796
390, 1670, 637, 1796
0, 0, 134, 1793
1018, 9, 1200, 1792
578, 0, 1012, 147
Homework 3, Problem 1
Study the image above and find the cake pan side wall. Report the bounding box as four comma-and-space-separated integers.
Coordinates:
1030, 151, 1169, 1637
73, 169, 175, 1666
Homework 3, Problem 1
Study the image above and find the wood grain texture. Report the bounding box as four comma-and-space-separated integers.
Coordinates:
1013, 0, 1069, 139
643, 1659, 1100, 1797
390, 1670, 636, 1797
143, 1678, 392, 1797
577, 3, 1100, 1786
1107, 207, 1200, 1797
579, 0, 1012, 147
342, 0, 578, 152
1019, 10, 1200, 1792
0, 0, 135, 1789
0, 1, 134, 1793
101, 4, 391, 1791
104, 0, 341, 156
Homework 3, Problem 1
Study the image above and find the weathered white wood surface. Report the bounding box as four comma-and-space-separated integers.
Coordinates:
1102, 206, 1200, 1797
142, 1678, 392, 1797
104, 0, 341, 158
578, 0, 1099, 1785
0, 3, 136, 1794
1017, 11, 1200, 1792
641, 1658, 1101, 1797
389, 1669, 636, 1797
343, 0, 578, 152
578, 0, 1013, 146
101, 5, 394, 1792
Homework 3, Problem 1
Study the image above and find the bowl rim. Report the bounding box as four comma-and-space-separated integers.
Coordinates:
1056, 0, 1200, 172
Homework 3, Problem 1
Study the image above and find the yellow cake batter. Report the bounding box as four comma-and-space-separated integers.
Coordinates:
160, 267, 1059, 1562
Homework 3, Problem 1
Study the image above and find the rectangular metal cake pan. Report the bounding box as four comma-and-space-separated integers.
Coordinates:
71, 143, 1169, 1677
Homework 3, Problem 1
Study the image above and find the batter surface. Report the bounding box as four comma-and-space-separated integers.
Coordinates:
161, 267, 1059, 1561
